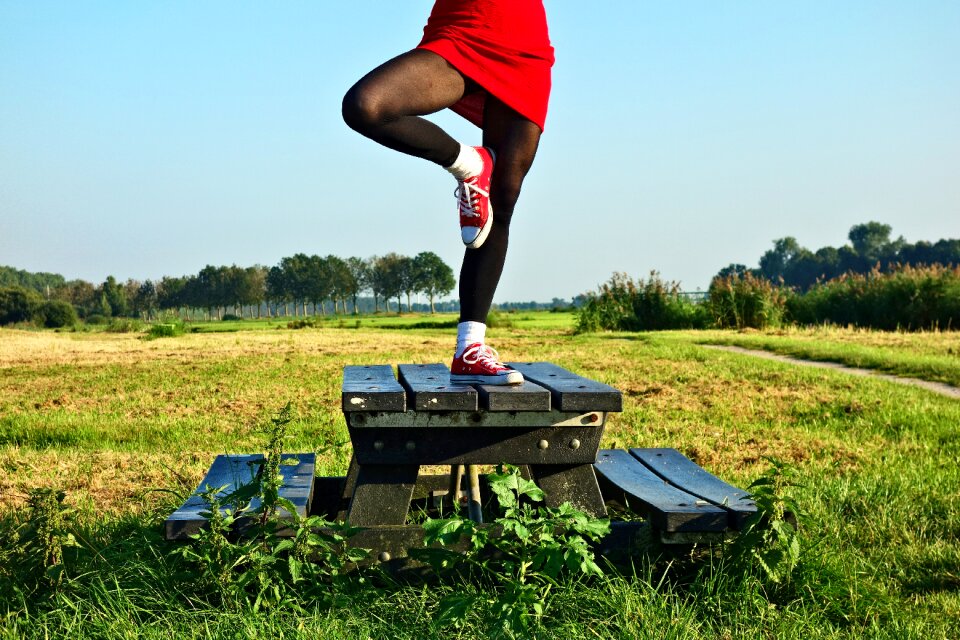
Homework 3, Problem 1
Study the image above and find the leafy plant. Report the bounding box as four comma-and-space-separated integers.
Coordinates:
173, 404, 368, 611
729, 458, 805, 586
418, 465, 610, 638
3, 488, 81, 592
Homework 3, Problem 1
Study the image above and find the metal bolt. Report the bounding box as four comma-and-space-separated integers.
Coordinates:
405, 440, 416, 451
373, 440, 384, 451
378, 551, 391, 563
538, 439, 549, 450
569, 438, 581, 450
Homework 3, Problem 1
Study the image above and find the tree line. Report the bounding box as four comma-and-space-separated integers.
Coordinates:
0, 252, 455, 324
716, 221, 960, 291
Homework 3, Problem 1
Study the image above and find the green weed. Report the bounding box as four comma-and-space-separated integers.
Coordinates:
417, 465, 610, 638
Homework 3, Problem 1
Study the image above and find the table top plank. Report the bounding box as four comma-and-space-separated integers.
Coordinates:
477, 380, 552, 411
398, 363, 477, 411
342, 365, 406, 412
507, 362, 622, 412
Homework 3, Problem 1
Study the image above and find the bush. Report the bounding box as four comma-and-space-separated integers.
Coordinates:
0, 286, 43, 325
221, 314, 241, 321
36, 300, 78, 328
146, 323, 183, 339
105, 318, 142, 333
84, 314, 108, 325
788, 263, 960, 330
576, 272, 708, 332
707, 272, 788, 329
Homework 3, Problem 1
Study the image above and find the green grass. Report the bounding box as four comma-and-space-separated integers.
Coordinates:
1, 319, 959, 638
688, 326, 960, 387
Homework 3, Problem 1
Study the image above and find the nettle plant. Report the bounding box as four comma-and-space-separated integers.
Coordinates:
418, 465, 611, 637
729, 458, 806, 586
174, 405, 367, 611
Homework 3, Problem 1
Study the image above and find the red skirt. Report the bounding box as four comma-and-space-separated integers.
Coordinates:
417, 0, 555, 131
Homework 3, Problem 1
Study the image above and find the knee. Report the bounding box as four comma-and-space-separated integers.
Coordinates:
341, 82, 391, 134
491, 175, 523, 221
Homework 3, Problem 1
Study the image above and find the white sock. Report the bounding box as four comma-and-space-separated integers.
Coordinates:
445, 144, 483, 181
455, 321, 486, 357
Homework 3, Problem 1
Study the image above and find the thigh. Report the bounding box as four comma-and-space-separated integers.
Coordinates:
350, 49, 469, 117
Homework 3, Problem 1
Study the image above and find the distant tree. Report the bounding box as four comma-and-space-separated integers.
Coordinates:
100, 276, 128, 317
758, 237, 803, 282
346, 257, 370, 314
371, 253, 405, 313
325, 255, 353, 315
412, 251, 455, 313
54, 280, 98, 318
132, 280, 158, 320
714, 263, 753, 280
848, 221, 893, 262
0, 286, 43, 324
37, 300, 78, 328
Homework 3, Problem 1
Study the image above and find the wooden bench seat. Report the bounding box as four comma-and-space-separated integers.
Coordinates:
594, 448, 756, 542
165, 453, 315, 540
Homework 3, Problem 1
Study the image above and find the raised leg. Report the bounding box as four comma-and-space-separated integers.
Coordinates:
346, 464, 420, 526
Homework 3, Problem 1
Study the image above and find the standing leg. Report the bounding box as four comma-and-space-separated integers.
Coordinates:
458, 100, 542, 323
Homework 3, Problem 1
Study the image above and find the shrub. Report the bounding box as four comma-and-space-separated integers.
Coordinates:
707, 272, 788, 329
0, 286, 43, 325
576, 272, 708, 332
36, 300, 78, 328
788, 263, 960, 330
105, 318, 142, 333
84, 314, 108, 325
222, 314, 241, 322
146, 323, 183, 339
485, 310, 515, 329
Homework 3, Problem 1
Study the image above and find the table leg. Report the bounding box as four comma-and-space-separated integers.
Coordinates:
346, 464, 420, 526
530, 463, 607, 518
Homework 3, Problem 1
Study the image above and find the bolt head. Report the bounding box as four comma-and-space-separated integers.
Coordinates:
378, 551, 391, 563
570, 438, 581, 450
538, 439, 549, 450
373, 440, 384, 451
405, 440, 416, 451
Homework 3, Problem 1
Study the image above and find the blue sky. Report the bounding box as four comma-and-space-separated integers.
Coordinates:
2, 1, 958, 302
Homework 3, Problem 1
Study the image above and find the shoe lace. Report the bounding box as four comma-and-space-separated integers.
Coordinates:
455, 177, 488, 219
461, 343, 503, 367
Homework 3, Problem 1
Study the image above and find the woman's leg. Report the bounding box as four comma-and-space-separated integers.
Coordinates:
342, 49, 468, 166
458, 99, 542, 323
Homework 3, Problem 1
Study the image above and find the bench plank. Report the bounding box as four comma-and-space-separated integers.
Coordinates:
630, 448, 756, 529
342, 365, 406, 412
477, 380, 552, 412
398, 363, 477, 411
165, 453, 315, 540
507, 362, 622, 412
593, 449, 727, 533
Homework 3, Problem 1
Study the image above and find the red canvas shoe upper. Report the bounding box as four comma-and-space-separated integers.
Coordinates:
450, 343, 523, 384
456, 146, 494, 248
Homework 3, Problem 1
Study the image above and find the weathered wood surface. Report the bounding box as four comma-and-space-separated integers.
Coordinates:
347, 464, 419, 526
630, 448, 756, 529
342, 365, 406, 412
346, 410, 605, 429
507, 362, 623, 412
348, 425, 603, 465
165, 453, 315, 540
398, 364, 477, 411
593, 449, 727, 533
530, 463, 607, 518
477, 380, 552, 412
343, 362, 620, 414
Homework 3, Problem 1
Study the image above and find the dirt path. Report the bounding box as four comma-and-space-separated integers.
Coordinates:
703, 345, 960, 400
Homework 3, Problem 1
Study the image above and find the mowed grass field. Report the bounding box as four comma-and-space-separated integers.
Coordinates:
1, 314, 959, 638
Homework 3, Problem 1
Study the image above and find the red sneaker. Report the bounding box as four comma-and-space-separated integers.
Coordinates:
456, 146, 494, 249
450, 343, 523, 385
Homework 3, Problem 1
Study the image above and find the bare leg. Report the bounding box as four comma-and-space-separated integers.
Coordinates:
342, 49, 469, 166
459, 99, 542, 322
